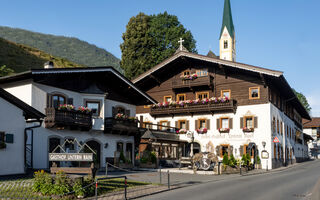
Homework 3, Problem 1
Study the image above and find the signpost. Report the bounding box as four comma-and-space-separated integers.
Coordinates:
49, 153, 93, 162
273, 136, 280, 143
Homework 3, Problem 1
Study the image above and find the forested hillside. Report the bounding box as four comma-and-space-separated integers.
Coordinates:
0, 26, 121, 72
0, 38, 83, 73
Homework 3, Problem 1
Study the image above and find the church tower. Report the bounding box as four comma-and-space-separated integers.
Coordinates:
219, 0, 235, 61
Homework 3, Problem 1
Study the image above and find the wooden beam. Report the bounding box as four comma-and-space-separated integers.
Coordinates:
260, 73, 267, 88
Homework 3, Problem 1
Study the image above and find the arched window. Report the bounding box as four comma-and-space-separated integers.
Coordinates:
52, 95, 66, 108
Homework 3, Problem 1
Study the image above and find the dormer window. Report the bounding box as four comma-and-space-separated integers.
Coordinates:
224, 40, 228, 49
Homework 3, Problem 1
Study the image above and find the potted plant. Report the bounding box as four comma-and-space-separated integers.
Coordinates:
197, 128, 208, 134
219, 128, 230, 133
0, 141, 6, 149
242, 127, 254, 132
178, 129, 187, 134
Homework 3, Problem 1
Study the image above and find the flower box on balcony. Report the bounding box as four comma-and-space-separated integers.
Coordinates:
242, 127, 254, 132
219, 128, 230, 133
197, 128, 208, 134
177, 129, 187, 134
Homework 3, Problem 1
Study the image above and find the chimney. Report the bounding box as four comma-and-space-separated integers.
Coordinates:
44, 61, 54, 69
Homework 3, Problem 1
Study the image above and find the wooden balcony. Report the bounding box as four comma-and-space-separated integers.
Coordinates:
172, 76, 213, 89
104, 118, 138, 135
45, 108, 92, 130
150, 99, 237, 117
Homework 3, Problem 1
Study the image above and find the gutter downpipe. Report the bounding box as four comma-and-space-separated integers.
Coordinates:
24, 119, 43, 173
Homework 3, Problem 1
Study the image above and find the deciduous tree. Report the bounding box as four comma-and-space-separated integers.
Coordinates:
293, 89, 311, 113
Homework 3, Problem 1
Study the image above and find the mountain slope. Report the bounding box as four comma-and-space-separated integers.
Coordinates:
0, 26, 121, 72
0, 37, 83, 73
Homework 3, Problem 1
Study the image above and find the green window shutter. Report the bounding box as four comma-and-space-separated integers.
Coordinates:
254, 117, 258, 128
206, 119, 210, 130
229, 118, 233, 129
5, 134, 14, 143
216, 119, 220, 129
240, 117, 244, 128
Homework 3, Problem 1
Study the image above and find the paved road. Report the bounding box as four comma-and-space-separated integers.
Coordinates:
138, 160, 320, 200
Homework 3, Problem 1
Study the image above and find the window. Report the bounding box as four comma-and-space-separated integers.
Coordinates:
277, 119, 279, 133
221, 90, 231, 99
182, 70, 190, 76
224, 40, 228, 49
0, 132, 4, 143
272, 117, 276, 132
196, 69, 208, 77
178, 120, 187, 129
163, 96, 172, 103
85, 100, 101, 116
52, 95, 66, 108
176, 94, 186, 101
159, 121, 170, 131
143, 121, 153, 129
65, 139, 75, 152
196, 91, 209, 100
199, 119, 206, 129
220, 145, 229, 157
244, 116, 253, 128
221, 118, 229, 129
280, 121, 283, 135
117, 142, 124, 152
249, 87, 260, 99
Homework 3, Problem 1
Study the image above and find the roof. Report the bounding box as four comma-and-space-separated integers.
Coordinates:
0, 67, 156, 106
220, 0, 235, 39
0, 88, 45, 120
133, 50, 283, 84
303, 118, 320, 128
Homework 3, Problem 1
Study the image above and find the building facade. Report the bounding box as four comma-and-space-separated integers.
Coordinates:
303, 118, 320, 158
0, 67, 155, 171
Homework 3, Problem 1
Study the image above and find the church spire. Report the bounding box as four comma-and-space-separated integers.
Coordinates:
219, 0, 236, 61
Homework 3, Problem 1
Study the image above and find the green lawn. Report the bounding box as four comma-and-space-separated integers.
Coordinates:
0, 176, 150, 199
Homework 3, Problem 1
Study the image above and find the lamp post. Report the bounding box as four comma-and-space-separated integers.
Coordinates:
262, 141, 268, 171
187, 131, 194, 157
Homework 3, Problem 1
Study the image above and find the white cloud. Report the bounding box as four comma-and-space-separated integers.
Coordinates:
306, 91, 320, 117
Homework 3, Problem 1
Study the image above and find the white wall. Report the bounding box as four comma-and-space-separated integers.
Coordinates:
2, 80, 33, 105
0, 97, 26, 175
105, 99, 136, 117
137, 103, 273, 169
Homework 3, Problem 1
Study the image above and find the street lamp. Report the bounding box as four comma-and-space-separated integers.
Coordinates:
187, 131, 194, 157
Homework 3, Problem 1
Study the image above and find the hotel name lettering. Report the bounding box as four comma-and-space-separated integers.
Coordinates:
49, 153, 93, 162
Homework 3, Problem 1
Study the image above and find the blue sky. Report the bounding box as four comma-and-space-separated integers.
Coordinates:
1, 0, 320, 116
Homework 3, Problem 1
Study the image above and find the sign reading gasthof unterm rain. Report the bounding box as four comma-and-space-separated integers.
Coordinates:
49, 153, 93, 161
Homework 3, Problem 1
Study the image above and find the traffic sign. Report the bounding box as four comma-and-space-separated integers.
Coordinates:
273, 136, 280, 143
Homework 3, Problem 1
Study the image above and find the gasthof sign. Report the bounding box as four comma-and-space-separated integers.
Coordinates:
49, 153, 93, 161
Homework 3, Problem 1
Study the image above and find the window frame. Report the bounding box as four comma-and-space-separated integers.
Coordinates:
198, 118, 207, 129
52, 94, 67, 108
243, 116, 254, 129
195, 69, 208, 77
176, 94, 186, 101
220, 144, 230, 157
221, 89, 231, 99
182, 70, 190, 76
220, 117, 230, 129
178, 120, 187, 129
163, 95, 172, 103
196, 91, 210, 100
224, 40, 228, 49
85, 100, 101, 116
159, 120, 169, 131
249, 87, 260, 100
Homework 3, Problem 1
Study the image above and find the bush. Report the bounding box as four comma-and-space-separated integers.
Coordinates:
256, 155, 261, 164
52, 171, 71, 195
222, 153, 229, 166
150, 152, 157, 164
228, 154, 236, 167
32, 170, 53, 195
241, 154, 247, 166
119, 151, 126, 163
140, 151, 157, 164
73, 180, 85, 197
246, 153, 251, 165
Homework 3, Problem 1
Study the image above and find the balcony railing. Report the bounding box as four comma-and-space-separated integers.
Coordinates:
45, 108, 92, 130
104, 118, 138, 135
139, 122, 179, 133
150, 99, 237, 116
172, 76, 213, 89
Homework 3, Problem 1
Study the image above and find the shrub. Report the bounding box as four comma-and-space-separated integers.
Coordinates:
150, 152, 157, 164
228, 154, 236, 167
52, 170, 71, 195
73, 180, 85, 197
241, 154, 247, 166
119, 151, 126, 163
32, 170, 53, 195
256, 155, 261, 164
246, 153, 251, 165
222, 153, 229, 166
140, 157, 148, 164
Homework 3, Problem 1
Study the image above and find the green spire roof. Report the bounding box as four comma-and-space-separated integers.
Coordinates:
220, 0, 235, 39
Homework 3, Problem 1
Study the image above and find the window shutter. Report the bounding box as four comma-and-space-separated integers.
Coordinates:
240, 117, 244, 128
206, 119, 210, 130
157, 122, 160, 130
112, 107, 116, 117
240, 145, 243, 156
46, 93, 52, 108
175, 121, 178, 129
195, 120, 198, 129
216, 146, 220, 157
167, 121, 171, 127
67, 98, 73, 105
125, 109, 130, 117
139, 116, 143, 128
228, 146, 233, 156
186, 121, 189, 130
216, 119, 220, 130
254, 117, 258, 128
229, 118, 233, 129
